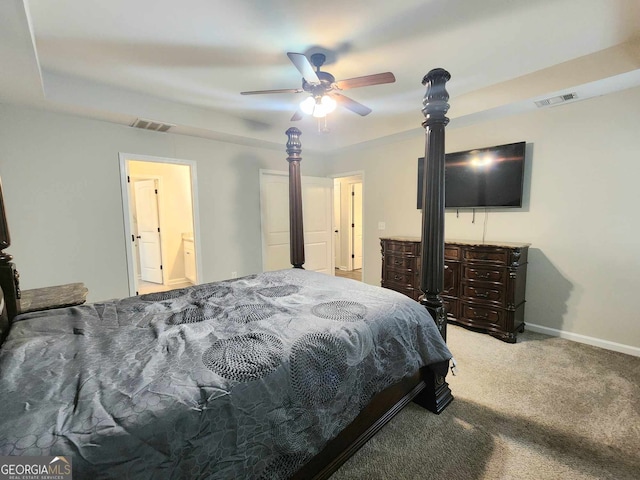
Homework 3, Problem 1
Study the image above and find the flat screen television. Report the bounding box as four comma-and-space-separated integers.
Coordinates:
417, 141, 526, 209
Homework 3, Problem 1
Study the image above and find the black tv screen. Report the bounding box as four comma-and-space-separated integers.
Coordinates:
417, 141, 526, 209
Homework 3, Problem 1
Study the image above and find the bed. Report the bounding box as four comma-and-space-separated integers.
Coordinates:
0, 68, 452, 479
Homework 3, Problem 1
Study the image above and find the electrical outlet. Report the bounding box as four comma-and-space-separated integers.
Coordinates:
231, 271, 238, 279
378, 221, 386, 230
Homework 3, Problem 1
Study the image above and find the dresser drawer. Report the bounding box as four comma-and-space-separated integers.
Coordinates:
462, 247, 510, 265
461, 284, 505, 305
462, 265, 506, 284
384, 254, 417, 272
384, 240, 420, 255
444, 245, 461, 260
460, 302, 505, 328
384, 270, 415, 286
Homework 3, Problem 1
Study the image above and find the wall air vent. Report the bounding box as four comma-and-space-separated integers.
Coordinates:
130, 118, 175, 132
534, 93, 578, 108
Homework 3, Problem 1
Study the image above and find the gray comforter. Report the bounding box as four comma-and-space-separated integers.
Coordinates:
0, 269, 451, 479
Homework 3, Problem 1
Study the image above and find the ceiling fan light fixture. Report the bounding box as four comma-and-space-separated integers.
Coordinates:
300, 95, 336, 118
300, 96, 316, 115
321, 95, 336, 113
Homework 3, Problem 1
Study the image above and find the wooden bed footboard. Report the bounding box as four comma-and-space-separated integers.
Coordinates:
293, 361, 452, 480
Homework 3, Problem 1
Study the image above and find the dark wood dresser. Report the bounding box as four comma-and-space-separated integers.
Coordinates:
381, 237, 530, 343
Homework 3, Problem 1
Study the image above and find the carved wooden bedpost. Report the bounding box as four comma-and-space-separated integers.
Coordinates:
0, 177, 21, 325
286, 127, 305, 269
413, 68, 454, 414
419, 68, 450, 341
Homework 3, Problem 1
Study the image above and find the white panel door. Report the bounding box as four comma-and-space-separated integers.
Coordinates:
134, 180, 163, 284
302, 177, 333, 274
260, 171, 333, 274
261, 174, 291, 272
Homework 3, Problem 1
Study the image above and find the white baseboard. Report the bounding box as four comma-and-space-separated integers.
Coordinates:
526, 323, 640, 357
167, 277, 189, 286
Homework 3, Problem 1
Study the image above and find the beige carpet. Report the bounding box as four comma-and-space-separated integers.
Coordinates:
330, 325, 640, 479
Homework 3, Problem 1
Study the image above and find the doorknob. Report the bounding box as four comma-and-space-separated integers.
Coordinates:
334, 230, 339, 233
136, 235, 142, 239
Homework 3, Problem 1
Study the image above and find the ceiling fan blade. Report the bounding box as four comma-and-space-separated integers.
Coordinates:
287, 52, 320, 85
240, 88, 303, 95
331, 93, 372, 116
334, 72, 396, 90
290, 110, 303, 121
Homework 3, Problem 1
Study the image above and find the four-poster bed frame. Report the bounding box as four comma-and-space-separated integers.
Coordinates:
0, 68, 452, 480
289, 68, 453, 479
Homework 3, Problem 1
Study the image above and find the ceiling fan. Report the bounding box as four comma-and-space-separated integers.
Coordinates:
241, 52, 395, 121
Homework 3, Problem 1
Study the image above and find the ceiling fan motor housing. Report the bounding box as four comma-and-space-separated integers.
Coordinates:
302, 71, 336, 96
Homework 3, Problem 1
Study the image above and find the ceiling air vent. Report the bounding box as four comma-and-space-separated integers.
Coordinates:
534, 93, 578, 108
130, 118, 175, 132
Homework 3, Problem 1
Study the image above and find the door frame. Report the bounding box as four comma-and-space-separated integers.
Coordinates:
333, 179, 341, 271
119, 153, 202, 296
329, 171, 365, 279
349, 182, 363, 270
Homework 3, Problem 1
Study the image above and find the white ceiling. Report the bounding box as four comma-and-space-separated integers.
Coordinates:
2, 0, 639, 152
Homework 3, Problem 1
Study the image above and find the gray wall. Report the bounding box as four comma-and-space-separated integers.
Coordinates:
2, 85, 638, 353
0, 104, 327, 302
325, 86, 640, 351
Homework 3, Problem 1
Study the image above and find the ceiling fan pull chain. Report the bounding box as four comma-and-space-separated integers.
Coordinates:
320, 116, 330, 134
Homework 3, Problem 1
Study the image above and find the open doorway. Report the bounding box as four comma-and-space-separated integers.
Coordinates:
119, 154, 201, 296
332, 173, 364, 282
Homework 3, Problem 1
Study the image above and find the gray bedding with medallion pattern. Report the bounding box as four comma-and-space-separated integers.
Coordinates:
0, 269, 451, 479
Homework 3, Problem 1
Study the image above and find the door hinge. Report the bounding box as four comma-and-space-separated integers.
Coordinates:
351, 254, 355, 259
157, 227, 160, 233
352, 191, 355, 196
160, 265, 163, 270
131, 234, 135, 242
127, 175, 130, 183
352, 223, 355, 228
155, 189, 158, 194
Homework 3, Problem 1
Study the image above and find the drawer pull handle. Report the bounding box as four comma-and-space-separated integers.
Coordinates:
471, 310, 489, 319
475, 291, 489, 298
394, 274, 401, 280
394, 260, 401, 265
476, 272, 491, 278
